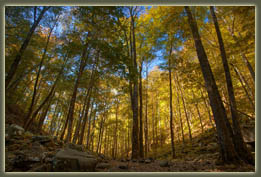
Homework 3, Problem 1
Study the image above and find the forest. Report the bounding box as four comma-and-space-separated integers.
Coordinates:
5, 6, 255, 172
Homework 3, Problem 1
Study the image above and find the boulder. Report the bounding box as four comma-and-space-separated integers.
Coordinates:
145, 159, 152, 164
241, 126, 255, 149
118, 164, 128, 169
52, 148, 98, 172
138, 159, 145, 163
7, 124, 25, 138
65, 143, 85, 152
159, 160, 169, 167
132, 159, 137, 162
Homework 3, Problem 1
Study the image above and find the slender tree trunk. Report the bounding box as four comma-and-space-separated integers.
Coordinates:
231, 63, 255, 110
200, 88, 215, 128
113, 102, 119, 159
5, 6, 50, 88
174, 82, 185, 144
130, 9, 139, 159
168, 41, 175, 158
77, 87, 93, 145
176, 75, 192, 141
144, 63, 149, 158
86, 101, 95, 148
192, 89, 204, 133
210, 6, 254, 165
24, 55, 69, 131
97, 114, 105, 153
139, 62, 144, 158
72, 104, 85, 144
240, 53, 255, 83
65, 42, 89, 143
23, 24, 55, 129
185, 6, 240, 164
38, 92, 54, 132
49, 97, 60, 134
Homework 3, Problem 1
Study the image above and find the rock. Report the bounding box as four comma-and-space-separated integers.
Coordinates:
98, 154, 106, 160
52, 148, 98, 172
96, 163, 111, 169
65, 143, 85, 152
145, 159, 152, 164
8, 124, 25, 138
27, 156, 41, 162
159, 160, 169, 167
102, 159, 109, 163
132, 159, 137, 162
31, 141, 45, 152
241, 126, 255, 143
138, 159, 145, 163
118, 164, 128, 169
24, 131, 33, 139
32, 135, 52, 144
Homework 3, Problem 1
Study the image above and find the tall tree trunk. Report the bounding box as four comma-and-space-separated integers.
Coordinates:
49, 96, 61, 134
97, 113, 105, 153
174, 81, 185, 144
77, 87, 93, 145
86, 101, 95, 148
23, 23, 55, 129
168, 41, 176, 158
129, 8, 139, 159
210, 6, 254, 165
176, 75, 192, 141
240, 53, 255, 83
72, 103, 85, 144
24, 54, 69, 131
200, 88, 215, 128
185, 6, 240, 164
144, 63, 149, 158
65, 42, 89, 143
113, 102, 119, 159
139, 62, 144, 158
192, 89, 204, 133
5, 6, 50, 88
38, 91, 54, 132
230, 63, 255, 110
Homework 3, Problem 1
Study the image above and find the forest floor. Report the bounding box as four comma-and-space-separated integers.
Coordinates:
5, 103, 255, 172
95, 128, 255, 172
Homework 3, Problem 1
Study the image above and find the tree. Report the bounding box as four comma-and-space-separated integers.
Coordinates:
210, 6, 254, 164
5, 6, 51, 89
168, 39, 176, 158
184, 6, 240, 164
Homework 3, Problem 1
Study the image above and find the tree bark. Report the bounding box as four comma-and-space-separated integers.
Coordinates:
139, 62, 144, 158
144, 63, 149, 158
174, 81, 185, 144
129, 8, 139, 159
168, 41, 176, 158
86, 100, 95, 148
